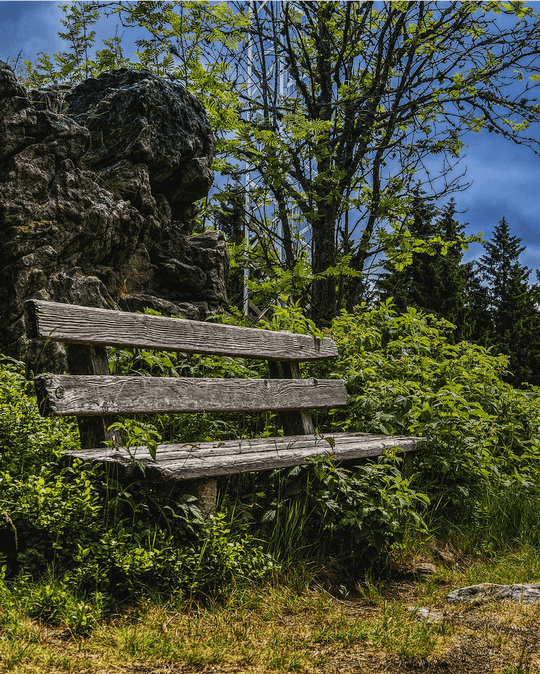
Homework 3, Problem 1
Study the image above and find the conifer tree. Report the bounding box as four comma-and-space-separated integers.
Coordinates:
460, 262, 492, 344
476, 217, 540, 386
378, 196, 470, 339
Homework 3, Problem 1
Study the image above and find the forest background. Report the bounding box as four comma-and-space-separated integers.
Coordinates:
4, 2, 540, 662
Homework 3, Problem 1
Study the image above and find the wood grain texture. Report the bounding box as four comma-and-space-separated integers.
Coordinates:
63, 432, 425, 480
25, 300, 338, 361
36, 374, 348, 416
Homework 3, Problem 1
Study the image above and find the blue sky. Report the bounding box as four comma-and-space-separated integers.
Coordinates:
1, 0, 540, 275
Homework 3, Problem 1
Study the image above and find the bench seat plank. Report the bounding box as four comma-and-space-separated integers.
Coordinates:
25, 300, 338, 361
35, 374, 348, 416
64, 432, 423, 480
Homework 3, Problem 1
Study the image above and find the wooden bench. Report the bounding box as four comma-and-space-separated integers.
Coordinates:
25, 299, 423, 516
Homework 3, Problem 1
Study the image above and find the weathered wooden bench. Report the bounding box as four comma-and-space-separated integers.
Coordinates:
25, 299, 423, 515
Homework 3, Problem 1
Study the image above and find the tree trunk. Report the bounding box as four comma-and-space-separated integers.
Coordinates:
310, 201, 338, 325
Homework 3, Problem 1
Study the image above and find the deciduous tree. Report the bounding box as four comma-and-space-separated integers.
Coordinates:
25, 1, 540, 324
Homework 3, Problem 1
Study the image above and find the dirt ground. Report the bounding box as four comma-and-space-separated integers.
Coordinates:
4, 549, 540, 674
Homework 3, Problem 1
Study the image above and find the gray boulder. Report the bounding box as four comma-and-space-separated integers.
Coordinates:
447, 583, 540, 605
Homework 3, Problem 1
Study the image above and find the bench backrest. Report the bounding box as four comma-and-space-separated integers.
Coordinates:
25, 300, 346, 448
26, 300, 338, 361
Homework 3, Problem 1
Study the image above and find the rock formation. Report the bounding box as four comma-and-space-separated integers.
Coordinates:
0, 63, 228, 368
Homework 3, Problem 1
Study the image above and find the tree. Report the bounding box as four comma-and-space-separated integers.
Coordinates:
476, 217, 540, 386
460, 261, 492, 345
25, 2, 130, 83
378, 195, 471, 338
25, 1, 540, 324
213, 186, 247, 311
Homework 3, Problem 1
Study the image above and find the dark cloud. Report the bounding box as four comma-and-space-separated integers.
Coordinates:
458, 131, 540, 271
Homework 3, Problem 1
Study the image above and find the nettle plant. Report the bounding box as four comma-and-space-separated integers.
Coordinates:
3, 298, 539, 611
0, 357, 100, 573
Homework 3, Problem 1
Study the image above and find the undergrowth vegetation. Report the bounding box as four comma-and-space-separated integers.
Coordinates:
2, 301, 540, 639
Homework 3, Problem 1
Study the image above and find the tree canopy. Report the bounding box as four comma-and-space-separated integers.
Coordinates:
475, 217, 540, 386
24, 1, 540, 323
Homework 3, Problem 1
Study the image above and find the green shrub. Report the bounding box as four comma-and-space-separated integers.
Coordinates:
0, 357, 101, 574
325, 301, 540, 546
0, 357, 273, 602
4, 297, 540, 609
246, 454, 429, 569
66, 513, 274, 600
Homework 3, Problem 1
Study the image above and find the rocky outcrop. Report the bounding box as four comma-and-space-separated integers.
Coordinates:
0, 63, 228, 366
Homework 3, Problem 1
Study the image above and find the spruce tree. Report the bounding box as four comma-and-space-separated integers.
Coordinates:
378, 190, 437, 312
378, 196, 470, 339
460, 262, 492, 343
476, 217, 540, 386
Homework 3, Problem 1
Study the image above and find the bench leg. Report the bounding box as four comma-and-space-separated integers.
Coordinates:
195, 479, 217, 521
403, 452, 414, 478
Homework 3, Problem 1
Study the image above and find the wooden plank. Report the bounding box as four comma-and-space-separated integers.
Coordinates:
63, 432, 425, 480
25, 300, 338, 361
35, 374, 348, 416
63, 432, 372, 460
67, 432, 413, 461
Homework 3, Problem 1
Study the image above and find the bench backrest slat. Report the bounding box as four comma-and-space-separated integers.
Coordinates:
36, 375, 348, 417
25, 300, 337, 362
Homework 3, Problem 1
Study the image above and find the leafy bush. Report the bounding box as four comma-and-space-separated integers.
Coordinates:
0, 357, 274, 604
0, 357, 100, 574
67, 513, 274, 600
4, 298, 540, 612
243, 454, 429, 570
324, 301, 540, 546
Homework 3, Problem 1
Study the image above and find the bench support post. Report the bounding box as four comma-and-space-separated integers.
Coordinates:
66, 344, 120, 449
196, 479, 217, 521
186, 479, 217, 522
403, 452, 414, 478
268, 361, 315, 435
